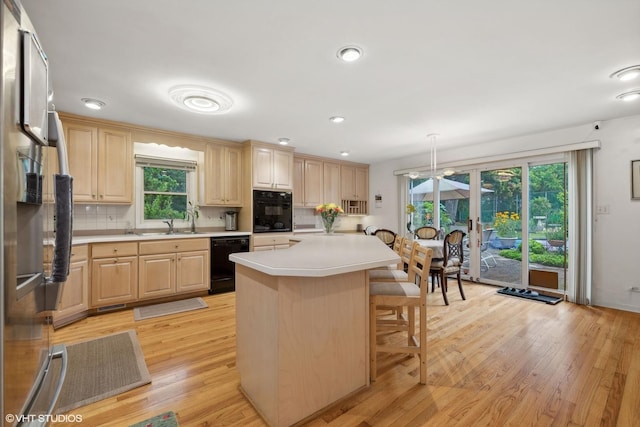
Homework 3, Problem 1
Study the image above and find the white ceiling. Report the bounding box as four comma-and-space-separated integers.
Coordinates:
21, 0, 640, 164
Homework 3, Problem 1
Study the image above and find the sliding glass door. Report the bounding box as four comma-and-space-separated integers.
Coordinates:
477, 167, 523, 286
410, 155, 569, 292
527, 162, 568, 291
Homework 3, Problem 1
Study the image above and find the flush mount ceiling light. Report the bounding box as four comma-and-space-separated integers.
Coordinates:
278, 137, 290, 145
169, 85, 233, 114
340, 151, 350, 157
329, 116, 345, 123
81, 98, 105, 110
616, 89, 640, 102
610, 65, 640, 81
337, 45, 363, 62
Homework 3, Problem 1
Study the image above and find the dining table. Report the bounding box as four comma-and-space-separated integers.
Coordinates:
414, 238, 445, 258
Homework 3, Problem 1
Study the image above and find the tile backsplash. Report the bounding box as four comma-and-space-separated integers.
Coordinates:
45, 204, 365, 234
46, 204, 234, 233
294, 207, 363, 231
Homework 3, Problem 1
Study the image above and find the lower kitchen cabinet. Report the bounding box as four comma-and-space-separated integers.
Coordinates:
90, 242, 138, 307
252, 234, 291, 251
176, 250, 209, 293
49, 245, 89, 328
138, 253, 176, 299
138, 238, 210, 299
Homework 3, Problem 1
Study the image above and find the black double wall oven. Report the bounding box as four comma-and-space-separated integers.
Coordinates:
253, 190, 293, 233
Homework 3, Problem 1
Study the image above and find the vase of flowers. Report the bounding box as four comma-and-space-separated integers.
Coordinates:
494, 211, 520, 248
316, 202, 344, 234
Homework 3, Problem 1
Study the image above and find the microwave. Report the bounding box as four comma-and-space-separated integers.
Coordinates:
253, 190, 292, 233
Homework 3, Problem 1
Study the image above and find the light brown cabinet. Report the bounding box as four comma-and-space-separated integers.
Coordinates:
323, 161, 341, 204
63, 120, 133, 203
47, 245, 89, 328
203, 143, 243, 206
293, 157, 323, 207
252, 145, 294, 190
138, 238, 209, 299
252, 234, 291, 251
90, 242, 138, 307
340, 164, 369, 214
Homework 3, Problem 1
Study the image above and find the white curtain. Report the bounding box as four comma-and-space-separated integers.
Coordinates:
567, 149, 594, 304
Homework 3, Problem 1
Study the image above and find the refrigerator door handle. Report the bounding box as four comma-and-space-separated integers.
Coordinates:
20, 345, 68, 427
46, 344, 68, 416
44, 111, 73, 311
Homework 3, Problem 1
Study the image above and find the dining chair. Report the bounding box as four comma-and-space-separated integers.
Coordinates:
480, 228, 497, 269
374, 228, 397, 248
429, 229, 466, 306
372, 235, 404, 271
369, 238, 413, 281
369, 244, 433, 384
414, 226, 438, 240
363, 225, 378, 235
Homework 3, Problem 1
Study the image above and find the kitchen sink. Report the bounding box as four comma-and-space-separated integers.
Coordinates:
135, 231, 203, 236
136, 232, 172, 236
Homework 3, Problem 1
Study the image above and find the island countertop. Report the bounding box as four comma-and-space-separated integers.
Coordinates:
229, 234, 399, 277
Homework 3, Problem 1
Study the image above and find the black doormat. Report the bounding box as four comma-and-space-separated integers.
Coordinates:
497, 287, 563, 305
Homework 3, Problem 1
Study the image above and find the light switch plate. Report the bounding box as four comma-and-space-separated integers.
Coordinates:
596, 205, 610, 214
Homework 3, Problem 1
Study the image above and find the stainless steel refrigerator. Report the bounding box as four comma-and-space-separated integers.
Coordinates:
1, 1, 73, 425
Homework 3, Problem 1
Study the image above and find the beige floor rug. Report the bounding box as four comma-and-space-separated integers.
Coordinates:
54, 330, 151, 414
133, 297, 208, 321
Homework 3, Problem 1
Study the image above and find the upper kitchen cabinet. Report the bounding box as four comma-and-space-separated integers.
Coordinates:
323, 161, 341, 204
62, 119, 133, 203
293, 156, 323, 208
203, 143, 243, 206
246, 140, 294, 190
340, 164, 369, 214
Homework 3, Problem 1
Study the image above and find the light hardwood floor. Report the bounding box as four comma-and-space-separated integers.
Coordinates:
49, 283, 640, 426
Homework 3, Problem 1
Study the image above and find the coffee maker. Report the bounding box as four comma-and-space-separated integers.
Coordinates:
225, 211, 237, 231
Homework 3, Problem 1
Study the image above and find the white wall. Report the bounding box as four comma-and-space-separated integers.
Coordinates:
369, 114, 640, 313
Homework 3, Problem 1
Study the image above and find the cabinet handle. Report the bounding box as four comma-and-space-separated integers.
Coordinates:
99, 195, 104, 199
113, 259, 117, 263
92, 194, 96, 199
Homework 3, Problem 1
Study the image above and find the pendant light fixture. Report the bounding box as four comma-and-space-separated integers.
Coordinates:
428, 133, 441, 180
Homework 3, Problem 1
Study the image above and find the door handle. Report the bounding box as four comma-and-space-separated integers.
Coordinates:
468, 218, 473, 231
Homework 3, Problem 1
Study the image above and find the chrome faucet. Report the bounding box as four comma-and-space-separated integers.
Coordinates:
162, 219, 174, 233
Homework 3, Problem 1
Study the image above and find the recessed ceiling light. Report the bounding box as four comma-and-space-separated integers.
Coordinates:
340, 151, 350, 157
610, 65, 640, 81
278, 137, 290, 145
329, 116, 345, 123
169, 85, 233, 114
616, 89, 640, 102
337, 45, 363, 62
81, 98, 105, 110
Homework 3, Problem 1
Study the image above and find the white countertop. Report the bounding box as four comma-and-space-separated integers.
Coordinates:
230, 234, 400, 277
54, 231, 251, 245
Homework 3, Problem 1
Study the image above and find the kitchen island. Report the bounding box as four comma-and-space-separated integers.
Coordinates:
230, 234, 399, 426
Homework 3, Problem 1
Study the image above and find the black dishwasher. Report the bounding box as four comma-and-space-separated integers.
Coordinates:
210, 236, 250, 294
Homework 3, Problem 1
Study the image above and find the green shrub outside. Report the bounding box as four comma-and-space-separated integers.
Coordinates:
498, 239, 567, 268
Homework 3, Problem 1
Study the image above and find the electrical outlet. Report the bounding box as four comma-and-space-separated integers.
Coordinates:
596, 205, 610, 214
